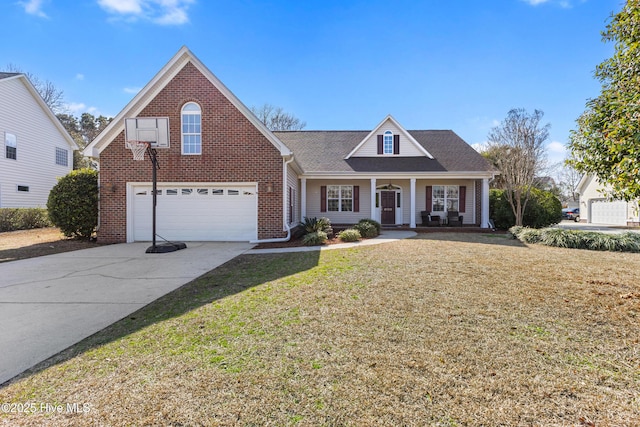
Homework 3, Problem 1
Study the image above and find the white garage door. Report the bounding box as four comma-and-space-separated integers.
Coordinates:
590, 199, 628, 226
131, 184, 257, 241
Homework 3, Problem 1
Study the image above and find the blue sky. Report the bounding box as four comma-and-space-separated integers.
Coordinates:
1, 0, 622, 166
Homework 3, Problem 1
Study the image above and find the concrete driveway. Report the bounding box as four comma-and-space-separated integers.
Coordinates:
0, 241, 252, 386
555, 220, 640, 234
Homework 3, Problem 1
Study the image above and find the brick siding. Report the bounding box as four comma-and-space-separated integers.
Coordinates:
98, 62, 285, 243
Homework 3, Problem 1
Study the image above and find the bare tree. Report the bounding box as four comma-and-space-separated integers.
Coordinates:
4, 63, 65, 114
250, 103, 306, 131
556, 162, 582, 204
487, 108, 550, 226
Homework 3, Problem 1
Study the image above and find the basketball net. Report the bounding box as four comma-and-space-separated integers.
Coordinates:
125, 140, 150, 161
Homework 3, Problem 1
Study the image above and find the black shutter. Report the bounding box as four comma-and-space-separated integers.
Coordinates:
353, 186, 359, 212
321, 186, 327, 212
426, 186, 432, 212
393, 134, 400, 154
377, 135, 383, 155
459, 186, 466, 213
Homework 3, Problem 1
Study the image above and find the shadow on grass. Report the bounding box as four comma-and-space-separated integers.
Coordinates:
411, 231, 529, 248
0, 239, 98, 263
4, 250, 320, 386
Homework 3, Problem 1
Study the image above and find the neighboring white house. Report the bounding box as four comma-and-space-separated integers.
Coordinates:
0, 73, 77, 208
577, 174, 640, 226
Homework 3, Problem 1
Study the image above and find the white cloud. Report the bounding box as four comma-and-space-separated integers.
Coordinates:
471, 142, 489, 153
64, 102, 102, 116
547, 140, 567, 154
97, 0, 195, 25
76, 73, 85, 80
522, 0, 550, 5
522, 0, 579, 8
123, 86, 142, 94
20, 0, 48, 18
65, 102, 86, 114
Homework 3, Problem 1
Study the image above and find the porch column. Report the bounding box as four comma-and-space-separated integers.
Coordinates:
370, 178, 376, 222
482, 178, 490, 228
301, 178, 307, 220
410, 178, 416, 228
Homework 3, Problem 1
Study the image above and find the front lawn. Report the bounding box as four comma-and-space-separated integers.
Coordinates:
1, 233, 638, 426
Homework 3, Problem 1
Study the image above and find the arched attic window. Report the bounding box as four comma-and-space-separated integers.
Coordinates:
181, 102, 201, 155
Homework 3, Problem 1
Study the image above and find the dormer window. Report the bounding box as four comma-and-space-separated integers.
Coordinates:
383, 131, 393, 154
376, 131, 399, 155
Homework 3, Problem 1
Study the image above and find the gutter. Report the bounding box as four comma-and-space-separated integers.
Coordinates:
250, 155, 295, 244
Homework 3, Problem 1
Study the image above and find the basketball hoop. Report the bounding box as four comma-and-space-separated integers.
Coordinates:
125, 140, 150, 161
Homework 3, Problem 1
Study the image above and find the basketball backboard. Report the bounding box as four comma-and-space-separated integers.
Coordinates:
125, 117, 170, 148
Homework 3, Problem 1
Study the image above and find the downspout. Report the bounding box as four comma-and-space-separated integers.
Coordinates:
250, 154, 295, 244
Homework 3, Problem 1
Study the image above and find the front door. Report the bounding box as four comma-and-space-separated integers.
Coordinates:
381, 191, 396, 225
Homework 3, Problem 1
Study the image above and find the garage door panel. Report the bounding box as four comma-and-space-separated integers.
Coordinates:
131, 185, 258, 241
591, 200, 627, 226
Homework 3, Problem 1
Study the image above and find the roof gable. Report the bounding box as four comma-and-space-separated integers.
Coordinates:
0, 74, 77, 150
84, 46, 291, 157
345, 115, 433, 159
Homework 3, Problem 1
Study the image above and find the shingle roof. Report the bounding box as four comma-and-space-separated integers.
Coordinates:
273, 130, 495, 174
0, 72, 21, 80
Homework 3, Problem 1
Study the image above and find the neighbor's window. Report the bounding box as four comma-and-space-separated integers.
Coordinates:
55, 147, 68, 166
181, 102, 201, 155
5, 133, 16, 160
327, 185, 353, 212
432, 185, 459, 211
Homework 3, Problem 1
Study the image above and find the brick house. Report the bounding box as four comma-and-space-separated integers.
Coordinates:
84, 47, 497, 243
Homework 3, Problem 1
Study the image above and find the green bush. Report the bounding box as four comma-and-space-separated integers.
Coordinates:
300, 216, 333, 237
47, 169, 98, 239
353, 221, 378, 238
509, 226, 640, 253
302, 231, 328, 246
0, 208, 52, 232
490, 188, 562, 229
338, 228, 361, 242
354, 218, 380, 238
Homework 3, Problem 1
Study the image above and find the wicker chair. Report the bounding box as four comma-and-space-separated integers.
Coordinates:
447, 210, 463, 226
421, 211, 441, 226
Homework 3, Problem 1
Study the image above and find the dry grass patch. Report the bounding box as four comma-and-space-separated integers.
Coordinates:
0, 233, 639, 426
0, 228, 97, 262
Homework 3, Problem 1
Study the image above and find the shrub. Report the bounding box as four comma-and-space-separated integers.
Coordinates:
355, 219, 380, 238
510, 226, 640, 253
47, 169, 98, 239
300, 217, 333, 237
302, 231, 327, 246
338, 228, 361, 242
491, 188, 562, 229
0, 208, 52, 232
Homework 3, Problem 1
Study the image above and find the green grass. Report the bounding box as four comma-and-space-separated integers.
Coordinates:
0, 234, 639, 426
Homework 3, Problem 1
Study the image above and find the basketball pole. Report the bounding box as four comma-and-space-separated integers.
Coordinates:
144, 144, 187, 254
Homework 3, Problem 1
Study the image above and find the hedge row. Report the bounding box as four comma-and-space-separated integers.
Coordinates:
0, 208, 52, 232
510, 226, 640, 253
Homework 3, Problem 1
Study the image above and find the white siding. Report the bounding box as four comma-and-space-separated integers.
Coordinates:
351, 122, 425, 157
306, 179, 372, 224
286, 163, 300, 226
416, 180, 475, 225
0, 78, 73, 208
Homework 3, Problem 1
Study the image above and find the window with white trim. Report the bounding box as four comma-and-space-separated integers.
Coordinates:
55, 147, 68, 166
5, 133, 16, 160
181, 102, 201, 155
432, 185, 459, 211
328, 185, 353, 212
383, 131, 393, 154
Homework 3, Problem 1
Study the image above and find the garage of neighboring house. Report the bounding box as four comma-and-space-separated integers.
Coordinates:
128, 183, 258, 242
589, 199, 628, 226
